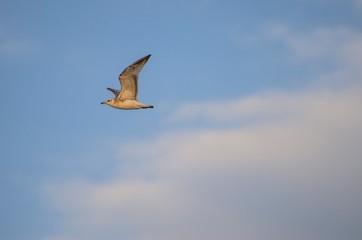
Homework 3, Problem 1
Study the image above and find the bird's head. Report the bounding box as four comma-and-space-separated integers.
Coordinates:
101, 98, 115, 106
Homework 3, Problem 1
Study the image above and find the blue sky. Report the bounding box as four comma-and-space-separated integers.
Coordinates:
1, 0, 362, 239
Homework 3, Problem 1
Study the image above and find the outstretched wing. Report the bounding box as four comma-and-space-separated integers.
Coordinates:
107, 87, 120, 97
118, 54, 151, 101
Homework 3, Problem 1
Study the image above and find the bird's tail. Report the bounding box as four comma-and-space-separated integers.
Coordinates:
138, 102, 154, 109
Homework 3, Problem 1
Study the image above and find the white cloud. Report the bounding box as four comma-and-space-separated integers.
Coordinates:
43, 86, 362, 240
42, 26, 362, 240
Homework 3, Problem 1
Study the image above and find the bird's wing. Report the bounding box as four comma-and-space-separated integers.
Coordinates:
107, 87, 120, 97
118, 54, 151, 101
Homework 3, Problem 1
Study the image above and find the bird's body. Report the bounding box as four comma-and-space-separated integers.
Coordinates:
101, 54, 154, 110
105, 98, 153, 110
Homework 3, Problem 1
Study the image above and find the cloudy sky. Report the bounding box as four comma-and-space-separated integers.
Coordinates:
1, 0, 362, 240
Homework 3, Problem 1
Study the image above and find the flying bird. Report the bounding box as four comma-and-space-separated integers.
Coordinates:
101, 54, 154, 110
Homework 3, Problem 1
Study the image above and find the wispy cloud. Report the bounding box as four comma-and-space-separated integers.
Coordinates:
0, 28, 39, 58
355, 0, 362, 8
265, 24, 362, 68
0, 40, 33, 56
235, 23, 362, 73
175, 25, 362, 124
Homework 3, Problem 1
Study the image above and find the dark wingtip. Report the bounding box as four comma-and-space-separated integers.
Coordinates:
131, 54, 152, 68
141, 105, 154, 109
144, 54, 152, 62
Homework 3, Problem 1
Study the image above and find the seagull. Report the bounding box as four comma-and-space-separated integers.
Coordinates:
101, 54, 154, 110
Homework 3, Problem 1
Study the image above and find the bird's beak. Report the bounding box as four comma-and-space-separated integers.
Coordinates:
100, 102, 105, 104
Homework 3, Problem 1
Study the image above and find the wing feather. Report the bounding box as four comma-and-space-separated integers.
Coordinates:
118, 54, 151, 101
107, 87, 120, 97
